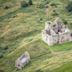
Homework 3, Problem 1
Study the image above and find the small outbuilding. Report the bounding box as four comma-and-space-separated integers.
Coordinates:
15, 51, 30, 69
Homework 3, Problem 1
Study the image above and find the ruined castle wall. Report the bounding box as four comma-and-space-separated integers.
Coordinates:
42, 30, 72, 46
42, 31, 54, 46
59, 32, 72, 44
52, 34, 59, 44
47, 35, 54, 46
42, 30, 47, 42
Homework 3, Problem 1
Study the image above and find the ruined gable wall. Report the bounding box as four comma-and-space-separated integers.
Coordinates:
59, 32, 72, 44
42, 30, 54, 46
51, 34, 59, 44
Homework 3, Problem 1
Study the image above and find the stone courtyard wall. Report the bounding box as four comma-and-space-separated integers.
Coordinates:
42, 30, 72, 46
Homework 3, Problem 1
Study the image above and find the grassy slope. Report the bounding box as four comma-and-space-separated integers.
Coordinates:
0, 0, 72, 72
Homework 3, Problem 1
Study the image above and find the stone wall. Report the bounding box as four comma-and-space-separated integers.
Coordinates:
15, 51, 30, 69
42, 18, 72, 46
42, 31, 72, 46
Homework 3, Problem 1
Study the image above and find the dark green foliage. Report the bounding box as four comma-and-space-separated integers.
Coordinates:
3, 46, 8, 50
4, 6, 9, 9
37, 4, 44, 9
21, 0, 33, 8
4, 3, 12, 9
12, 15, 17, 18
21, 1, 28, 8
35, 69, 43, 72
45, 5, 49, 8
0, 46, 8, 57
52, 10, 59, 16
0, 53, 4, 58
63, 19, 68, 25
40, 18, 43, 21
50, 3, 57, 7
45, 1, 50, 5
66, 1, 72, 12
0, 46, 8, 51
3, 2, 13, 9
0, 70, 4, 72
28, 0, 33, 5
69, 23, 72, 29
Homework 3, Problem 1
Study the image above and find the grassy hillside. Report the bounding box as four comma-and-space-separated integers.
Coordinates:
0, 0, 72, 72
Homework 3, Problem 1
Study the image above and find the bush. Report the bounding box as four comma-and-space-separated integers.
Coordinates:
35, 69, 43, 72
63, 19, 68, 25
45, 1, 50, 5
52, 10, 59, 16
50, 3, 57, 7
0, 53, 4, 59
28, 0, 33, 5
4, 5, 10, 9
66, 1, 72, 12
0, 70, 4, 72
3, 46, 8, 50
69, 23, 72, 29
37, 4, 44, 9
3, 2, 13, 9
21, 1, 28, 8
45, 5, 49, 8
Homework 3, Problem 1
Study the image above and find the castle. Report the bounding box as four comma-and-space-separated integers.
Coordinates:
42, 18, 72, 46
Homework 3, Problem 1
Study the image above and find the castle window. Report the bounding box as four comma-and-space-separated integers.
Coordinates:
71, 33, 72, 37
48, 22, 51, 24
53, 25, 56, 27
18, 64, 20, 67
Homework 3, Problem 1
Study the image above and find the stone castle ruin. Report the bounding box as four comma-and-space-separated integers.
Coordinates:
42, 18, 72, 46
15, 51, 30, 69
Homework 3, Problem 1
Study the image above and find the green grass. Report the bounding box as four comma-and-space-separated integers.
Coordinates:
0, 0, 72, 72
53, 61, 72, 72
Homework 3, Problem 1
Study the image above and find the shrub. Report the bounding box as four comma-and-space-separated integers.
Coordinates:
35, 69, 43, 72
40, 18, 43, 21
4, 5, 10, 9
37, 4, 44, 9
52, 10, 59, 16
63, 19, 68, 25
45, 5, 49, 8
0, 70, 4, 72
3, 46, 8, 50
66, 1, 72, 12
28, 0, 33, 5
12, 15, 17, 18
45, 1, 50, 5
3, 2, 13, 9
69, 23, 72, 29
21, 1, 28, 8
0, 53, 4, 59
50, 3, 57, 7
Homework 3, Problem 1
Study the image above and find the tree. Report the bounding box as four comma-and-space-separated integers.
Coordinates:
28, 0, 33, 5
66, 1, 72, 12
21, 1, 28, 8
